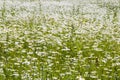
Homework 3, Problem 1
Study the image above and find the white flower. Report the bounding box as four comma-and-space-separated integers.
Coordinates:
77, 76, 85, 80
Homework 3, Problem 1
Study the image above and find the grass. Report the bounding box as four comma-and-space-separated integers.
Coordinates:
0, 0, 120, 80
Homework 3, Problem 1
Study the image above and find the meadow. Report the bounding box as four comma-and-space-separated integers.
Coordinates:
0, 0, 120, 80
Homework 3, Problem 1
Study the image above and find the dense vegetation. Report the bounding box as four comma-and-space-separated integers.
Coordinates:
0, 0, 120, 80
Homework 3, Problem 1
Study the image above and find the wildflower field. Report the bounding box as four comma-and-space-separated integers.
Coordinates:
0, 0, 120, 80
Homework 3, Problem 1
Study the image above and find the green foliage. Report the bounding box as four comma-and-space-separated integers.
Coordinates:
0, 0, 120, 80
